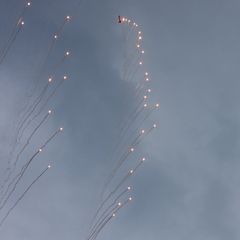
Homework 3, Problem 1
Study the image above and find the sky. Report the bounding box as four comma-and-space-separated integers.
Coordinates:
0, 0, 240, 239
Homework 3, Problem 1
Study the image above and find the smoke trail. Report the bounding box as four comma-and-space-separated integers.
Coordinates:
109, 127, 145, 177
102, 123, 155, 199
87, 207, 118, 240
121, 111, 158, 154
101, 147, 134, 200
0, 111, 51, 198
31, 78, 65, 121
18, 49, 69, 135
22, 16, 70, 118
100, 159, 143, 216
124, 54, 142, 83
17, 77, 65, 144
89, 187, 130, 234
0, 26, 22, 65
0, 165, 50, 228
133, 124, 157, 146
89, 198, 131, 240
36, 17, 70, 76
119, 98, 147, 140
0, 2, 30, 65
16, 83, 51, 142
52, 50, 71, 72
0, 151, 40, 210
108, 97, 148, 173
117, 104, 147, 149
0, 128, 62, 210
98, 157, 144, 231
118, 96, 145, 136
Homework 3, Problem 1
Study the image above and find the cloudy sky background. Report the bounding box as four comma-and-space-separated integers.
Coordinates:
0, 0, 240, 239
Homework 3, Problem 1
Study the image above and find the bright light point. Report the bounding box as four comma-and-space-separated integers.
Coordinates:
137, 44, 140, 48
133, 22, 136, 26
122, 18, 125, 21
39, 148, 42, 152
144, 95, 147, 99
127, 186, 131, 190
147, 89, 151, 93
130, 147, 134, 152
146, 78, 149, 82
130, 170, 134, 174
153, 124, 157, 128
21, 21, 25, 25
118, 202, 122, 206
48, 77, 52, 82
145, 72, 149, 76
141, 50, 145, 54
138, 36, 142, 40
65, 51, 70, 56
66, 15, 71, 20
63, 75, 68, 80
141, 129, 145, 134
60, 127, 64, 131
129, 197, 132, 201
48, 110, 52, 114
155, 103, 160, 108
128, 20, 131, 23
54, 34, 58, 39
139, 61, 143, 65
27, 2, 31, 6
142, 157, 146, 162
112, 213, 116, 217
48, 165, 51, 169
144, 103, 148, 108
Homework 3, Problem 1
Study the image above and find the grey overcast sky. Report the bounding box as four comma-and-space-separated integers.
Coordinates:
0, 0, 240, 239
